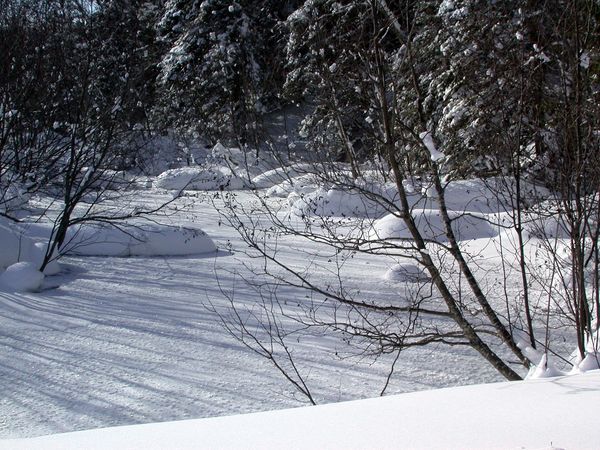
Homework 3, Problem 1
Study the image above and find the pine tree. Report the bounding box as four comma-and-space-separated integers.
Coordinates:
155, 0, 290, 149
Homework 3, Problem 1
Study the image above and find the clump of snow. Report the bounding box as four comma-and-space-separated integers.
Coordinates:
370, 209, 498, 243
154, 166, 244, 191
580, 51, 590, 69
288, 182, 402, 219
0, 219, 61, 275
383, 263, 430, 283
28, 242, 62, 276
62, 222, 217, 257
419, 131, 445, 162
0, 262, 44, 292
527, 354, 566, 379
266, 174, 322, 198
524, 214, 570, 239
575, 353, 600, 372
0, 220, 28, 269
208, 143, 265, 179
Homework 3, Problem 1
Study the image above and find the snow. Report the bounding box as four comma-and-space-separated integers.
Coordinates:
420, 131, 445, 162
383, 263, 430, 283
62, 222, 217, 257
0, 262, 44, 292
3, 371, 599, 450
251, 163, 314, 189
154, 166, 244, 191
289, 184, 399, 219
0, 219, 59, 275
0, 189, 508, 440
580, 52, 590, 69
370, 209, 498, 242
0, 158, 597, 447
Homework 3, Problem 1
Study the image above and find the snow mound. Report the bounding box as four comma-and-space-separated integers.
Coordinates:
370, 210, 498, 242
576, 353, 600, 372
289, 183, 400, 219
87, 169, 133, 191
251, 164, 315, 189
0, 261, 44, 292
28, 242, 62, 276
422, 177, 549, 213
62, 223, 217, 257
266, 174, 321, 198
383, 263, 431, 283
0, 219, 29, 269
524, 214, 572, 239
154, 166, 244, 191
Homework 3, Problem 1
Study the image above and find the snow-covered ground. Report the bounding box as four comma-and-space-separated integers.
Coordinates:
4, 370, 599, 449
0, 160, 598, 447
0, 188, 505, 439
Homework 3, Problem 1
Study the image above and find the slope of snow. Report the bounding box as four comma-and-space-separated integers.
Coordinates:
3, 371, 598, 450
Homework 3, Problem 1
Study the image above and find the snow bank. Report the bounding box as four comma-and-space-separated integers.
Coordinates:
0, 262, 44, 292
3, 371, 598, 450
370, 209, 498, 242
422, 177, 549, 213
251, 164, 315, 189
265, 174, 321, 198
87, 169, 133, 191
62, 223, 216, 257
288, 183, 402, 219
154, 166, 245, 191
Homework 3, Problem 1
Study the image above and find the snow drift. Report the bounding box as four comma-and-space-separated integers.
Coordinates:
3, 371, 598, 450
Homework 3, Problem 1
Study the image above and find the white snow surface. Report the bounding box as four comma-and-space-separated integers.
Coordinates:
4, 371, 599, 450
370, 209, 498, 242
0, 262, 44, 292
0, 190, 507, 440
0, 168, 596, 446
62, 222, 217, 257
154, 166, 245, 191
383, 263, 430, 283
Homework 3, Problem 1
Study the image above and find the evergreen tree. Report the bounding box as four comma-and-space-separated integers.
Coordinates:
155, 0, 292, 148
